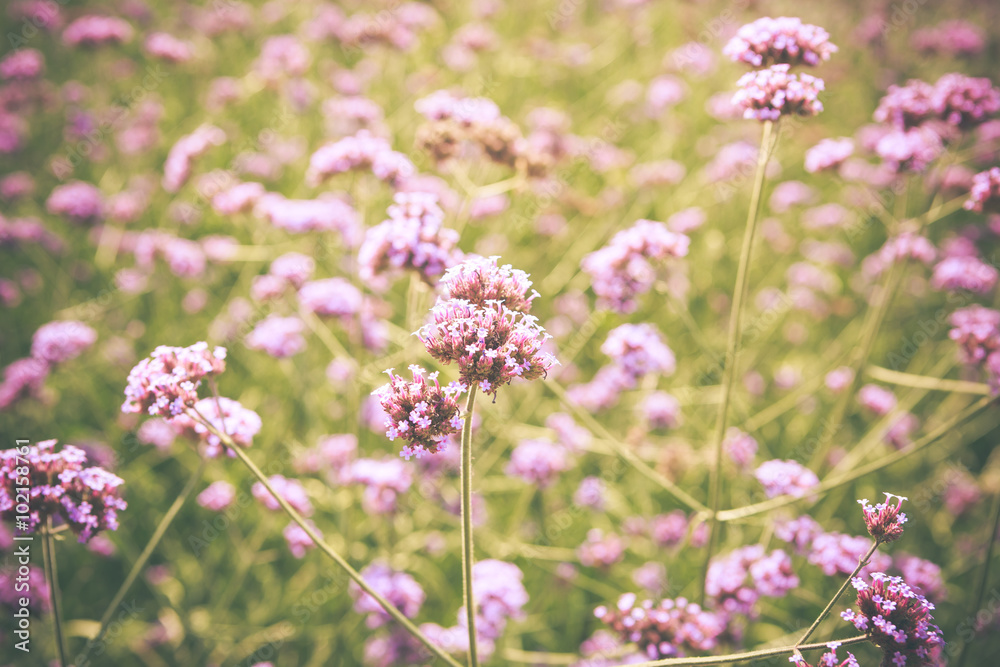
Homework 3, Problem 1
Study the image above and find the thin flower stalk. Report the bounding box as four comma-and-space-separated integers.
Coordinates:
461, 385, 480, 667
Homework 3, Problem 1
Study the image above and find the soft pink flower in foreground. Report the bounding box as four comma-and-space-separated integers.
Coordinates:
859, 493, 908, 544
252, 475, 313, 516
122, 342, 227, 417
30, 320, 96, 364
724, 16, 837, 67
372, 365, 464, 459
211, 182, 265, 215
754, 459, 819, 498
419, 299, 556, 397
197, 481, 236, 511
0, 440, 126, 543
732, 64, 825, 122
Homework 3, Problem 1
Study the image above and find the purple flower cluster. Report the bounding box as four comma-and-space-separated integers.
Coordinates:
600, 323, 676, 378
283, 520, 321, 559
723, 17, 837, 67
372, 365, 464, 460
594, 593, 728, 659
350, 562, 426, 628
804, 137, 854, 173
197, 480, 236, 511
911, 21, 984, 57
858, 384, 897, 416
808, 532, 890, 577
255, 193, 360, 240
462, 559, 529, 640
349, 458, 413, 514
754, 459, 820, 498
251, 475, 313, 516
62, 15, 133, 47
948, 305, 1000, 390
931, 255, 997, 293
30, 320, 96, 364
45, 180, 104, 223
0, 48, 45, 80
306, 130, 415, 187
439, 255, 538, 312
418, 297, 556, 397
172, 397, 262, 458
724, 428, 758, 469
964, 167, 1000, 213
641, 391, 682, 429
578, 529, 626, 568
705, 545, 798, 616
841, 573, 944, 666
860, 493, 908, 544
0, 440, 126, 543
122, 342, 227, 417
581, 219, 690, 313
246, 315, 307, 358
505, 438, 571, 488
875, 74, 1000, 132
162, 125, 226, 193
732, 64, 825, 122
359, 193, 462, 289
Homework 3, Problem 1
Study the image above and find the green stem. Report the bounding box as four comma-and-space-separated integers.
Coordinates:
192, 411, 464, 667
82, 456, 207, 659
796, 541, 878, 647
865, 366, 992, 395
955, 487, 1000, 667
703, 119, 777, 603
612, 634, 870, 667
42, 519, 68, 667
461, 386, 480, 667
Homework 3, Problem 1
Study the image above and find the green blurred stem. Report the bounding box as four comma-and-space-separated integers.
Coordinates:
796, 541, 878, 647
865, 365, 992, 395
82, 456, 207, 660
956, 487, 1000, 667
461, 386, 481, 667
42, 519, 67, 667
191, 410, 464, 667
612, 634, 869, 667
703, 119, 777, 603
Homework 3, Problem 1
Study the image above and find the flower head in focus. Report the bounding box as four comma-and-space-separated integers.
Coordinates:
724, 17, 837, 67
373, 365, 464, 459
860, 493, 907, 544
122, 342, 227, 417
732, 64, 825, 122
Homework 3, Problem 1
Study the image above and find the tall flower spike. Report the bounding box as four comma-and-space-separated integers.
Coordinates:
373, 365, 465, 459
418, 300, 557, 397
860, 493, 908, 544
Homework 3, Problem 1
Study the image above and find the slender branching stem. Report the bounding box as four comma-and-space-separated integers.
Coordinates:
42, 518, 68, 667
703, 119, 777, 602
461, 385, 481, 667
190, 409, 464, 667
796, 541, 878, 647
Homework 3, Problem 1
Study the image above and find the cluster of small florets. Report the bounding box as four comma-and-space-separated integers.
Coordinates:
505, 438, 571, 488
306, 130, 415, 187
417, 299, 556, 397
0, 440, 126, 543
348, 458, 414, 514
464, 559, 529, 640
804, 137, 854, 173
875, 75, 1000, 132
860, 493, 908, 544
911, 20, 984, 58
948, 305, 1000, 390
705, 545, 798, 616
251, 475, 313, 516
171, 396, 262, 458
874, 126, 943, 173
931, 254, 998, 293
350, 562, 426, 629
841, 573, 944, 666
372, 366, 464, 460
732, 64, 825, 122
162, 124, 226, 193
723, 17, 837, 67
600, 323, 677, 378
594, 593, 728, 659
754, 459, 820, 498
254, 193, 361, 240
246, 315, 306, 358
439, 255, 538, 312
789, 642, 860, 667
0, 48, 45, 80
45, 181, 105, 223
964, 167, 1000, 213
62, 15, 134, 47
122, 342, 227, 417
358, 192, 462, 289
581, 219, 690, 313
578, 529, 627, 568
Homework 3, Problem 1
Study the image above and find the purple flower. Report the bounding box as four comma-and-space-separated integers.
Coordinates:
136, 418, 177, 451
162, 125, 226, 193
808, 533, 890, 577
732, 64, 825, 122
171, 397, 262, 458
641, 391, 682, 429
965, 167, 1000, 213
724, 428, 758, 469
30, 320, 96, 364
860, 493, 908, 544
440, 255, 538, 313
246, 315, 307, 358
144, 32, 193, 63
62, 15, 133, 47
349, 458, 413, 514
858, 384, 897, 416
307, 130, 414, 187
255, 193, 360, 240
932, 73, 1000, 129
650, 510, 689, 548
0, 48, 44, 80
578, 529, 626, 568
197, 481, 236, 511
0, 357, 49, 410
252, 475, 313, 516
283, 520, 320, 559
574, 476, 607, 510
774, 515, 823, 554
418, 299, 556, 397
505, 439, 570, 488
256, 35, 310, 81
842, 573, 943, 665
931, 255, 998, 293
601, 323, 676, 378
754, 459, 819, 498
911, 20, 984, 57
46, 181, 104, 223
350, 562, 426, 628
875, 126, 943, 173
706, 545, 798, 616
211, 181, 265, 215
804, 138, 854, 173
372, 365, 464, 459
122, 342, 227, 417
723, 17, 837, 67
595, 593, 727, 659
463, 559, 528, 640
0, 440, 126, 543
298, 278, 363, 318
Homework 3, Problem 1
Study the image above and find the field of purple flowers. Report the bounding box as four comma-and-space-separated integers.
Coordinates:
2, 1, 1000, 666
